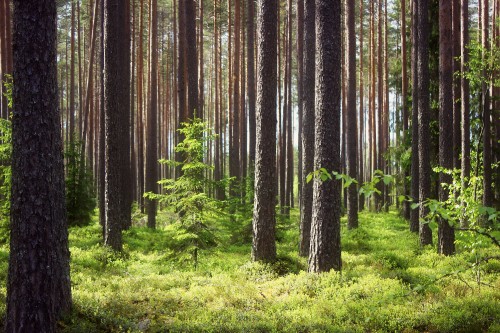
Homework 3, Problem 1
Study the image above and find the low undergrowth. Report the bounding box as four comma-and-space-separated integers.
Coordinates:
0, 209, 499, 332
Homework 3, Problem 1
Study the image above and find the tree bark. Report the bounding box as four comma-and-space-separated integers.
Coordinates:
410, 0, 419, 233
146, 0, 158, 228
461, 0, 470, 224
418, 0, 433, 246
6, 1, 71, 330
402, 0, 410, 220
346, 0, 358, 228
299, 0, 315, 257
252, 0, 277, 262
438, 0, 455, 255
308, 0, 341, 273
482, 0, 493, 209
104, 0, 129, 249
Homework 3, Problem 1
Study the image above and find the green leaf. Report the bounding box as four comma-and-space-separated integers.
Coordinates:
410, 203, 420, 210
383, 175, 393, 185
306, 173, 313, 183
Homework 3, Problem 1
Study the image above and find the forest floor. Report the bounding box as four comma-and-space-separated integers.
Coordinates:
0, 209, 499, 332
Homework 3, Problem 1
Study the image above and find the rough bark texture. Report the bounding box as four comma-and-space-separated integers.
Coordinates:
358, 0, 365, 212
186, 0, 198, 119
482, 0, 493, 209
461, 0, 470, 206
438, 0, 456, 255
104, 0, 128, 250
146, 0, 158, 228
252, 0, 277, 262
297, 0, 304, 208
410, 0, 420, 233
345, 0, 358, 229
247, 0, 256, 170
308, 0, 341, 273
418, 0, 433, 246
6, 1, 71, 331
452, 0, 461, 170
121, 0, 132, 230
299, 0, 315, 257
402, 0, 410, 220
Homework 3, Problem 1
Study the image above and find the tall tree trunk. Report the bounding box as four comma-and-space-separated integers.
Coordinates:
376, 0, 384, 211
137, 0, 145, 210
186, 0, 197, 119
299, 0, 315, 257
7, 1, 71, 330
247, 0, 256, 180
252, 0, 277, 262
452, 0, 461, 170
358, 0, 365, 211
146, 0, 158, 228
346, 0, 358, 228
230, 0, 241, 199
402, 0, 410, 220
297, 0, 304, 207
104, 0, 129, 250
438, 0, 455, 255
461, 0, 470, 225
308, 0, 341, 273
410, 0, 419, 233
418, 0, 432, 246
482, 0, 493, 209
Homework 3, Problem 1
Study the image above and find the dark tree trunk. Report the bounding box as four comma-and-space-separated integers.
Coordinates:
297, 0, 304, 207
402, 0, 410, 220
345, 0, 358, 229
482, 0, 493, 209
121, 0, 132, 230
308, 0, 341, 273
438, 0, 455, 255
230, 0, 241, 199
6, 1, 71, 330
186, 0, 197, 119
99, 0, 105, 237
358, 0, 365, 212
452, 0, 461, 170
252, 0, 277, 262
461, 0, 470, 224
247, 0, 256, 174
410, 0, 419, 233
418, 0, 433, 246
104, 0, 129, 250
146, 0, 158, 228
299, 0, 315, 257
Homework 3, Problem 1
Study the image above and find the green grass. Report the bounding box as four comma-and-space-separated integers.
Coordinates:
2, 209, 500, 332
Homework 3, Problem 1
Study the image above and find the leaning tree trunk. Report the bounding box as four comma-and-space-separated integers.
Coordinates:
6, 1, 71, 331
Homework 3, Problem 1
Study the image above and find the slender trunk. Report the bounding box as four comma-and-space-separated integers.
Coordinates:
146, 0, 158, 228
438, 0, 455, 255
410, 0, 419, 233
346, 0, 358, 228
299, 0, 315, 257
418, 0, 433, 246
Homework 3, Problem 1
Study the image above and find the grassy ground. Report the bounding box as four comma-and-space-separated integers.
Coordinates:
0, 209, 499, 332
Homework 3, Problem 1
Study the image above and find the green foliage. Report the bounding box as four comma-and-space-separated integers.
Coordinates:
65, 140, 96, 227
145, 117, 223, 263
306, 168, 394, 201
0, 119, 11, 243
5, 210, 496, 332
